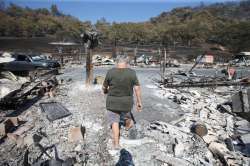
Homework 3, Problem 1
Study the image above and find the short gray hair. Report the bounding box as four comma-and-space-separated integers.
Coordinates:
116, 55, 130, 64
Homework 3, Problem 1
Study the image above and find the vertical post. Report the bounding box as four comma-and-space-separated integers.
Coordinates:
163, 48, 167, 79
86, 48, 93, 85
79, 47, 81, 62
58, 46, 63, 66
112, 39, 117, 58
159, 48, 163, 82
134, 47, 137, 66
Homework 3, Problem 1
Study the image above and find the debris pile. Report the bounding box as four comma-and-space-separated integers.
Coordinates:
0, 75, 113, 165
108, 85, 250, 165
92, 54, 115, 66
0, 70, 58, 110
146, 86, 250, 165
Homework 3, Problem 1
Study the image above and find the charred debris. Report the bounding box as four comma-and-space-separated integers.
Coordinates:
1, 46, 250, 165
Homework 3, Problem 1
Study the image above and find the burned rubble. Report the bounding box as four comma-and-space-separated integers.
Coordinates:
148, 86, 249, 165
0, 69, 112, 165
106, 83, 250, 165
1, 61, 250, 166
148, 64, 250, 165
1, 0, 250, 165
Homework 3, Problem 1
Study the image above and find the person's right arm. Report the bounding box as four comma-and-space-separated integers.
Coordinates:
102, 85, 108, 94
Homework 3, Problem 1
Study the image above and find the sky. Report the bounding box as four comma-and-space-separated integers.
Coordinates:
6, 0, 239, 23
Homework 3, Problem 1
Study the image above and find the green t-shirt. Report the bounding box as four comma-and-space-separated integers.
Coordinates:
103, 68, 139, 112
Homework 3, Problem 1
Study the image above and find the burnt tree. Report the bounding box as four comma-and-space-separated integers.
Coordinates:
81, 31, 99, 85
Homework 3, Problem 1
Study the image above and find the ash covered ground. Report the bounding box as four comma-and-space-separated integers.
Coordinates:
1, 64, 250, 166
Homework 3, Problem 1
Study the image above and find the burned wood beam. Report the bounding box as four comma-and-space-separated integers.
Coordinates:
163, 81, 250, 88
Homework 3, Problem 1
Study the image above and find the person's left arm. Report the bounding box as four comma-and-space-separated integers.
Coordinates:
132, 71, 142, 112
134, 85, 142, 112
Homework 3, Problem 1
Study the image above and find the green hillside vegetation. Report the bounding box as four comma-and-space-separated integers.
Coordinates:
0, 2, 91, 40
0, 0, 250, 52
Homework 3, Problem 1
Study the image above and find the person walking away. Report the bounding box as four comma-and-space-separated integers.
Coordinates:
102, 55, 142, 149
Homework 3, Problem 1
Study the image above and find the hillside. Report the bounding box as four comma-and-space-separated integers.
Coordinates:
151, 1, 250, 23
95, 0, 250, 52
147, 1, 250, 52
0, 2, 91, 40
0, 1, 250, 53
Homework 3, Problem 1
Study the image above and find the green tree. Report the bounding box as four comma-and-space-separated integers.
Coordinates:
217, 22, 250, 52
0, 12, 8, 36
95, 17, 110, 41
6, 3, 24, 17
35, 8, 50, 15
51, 4, 61, 16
